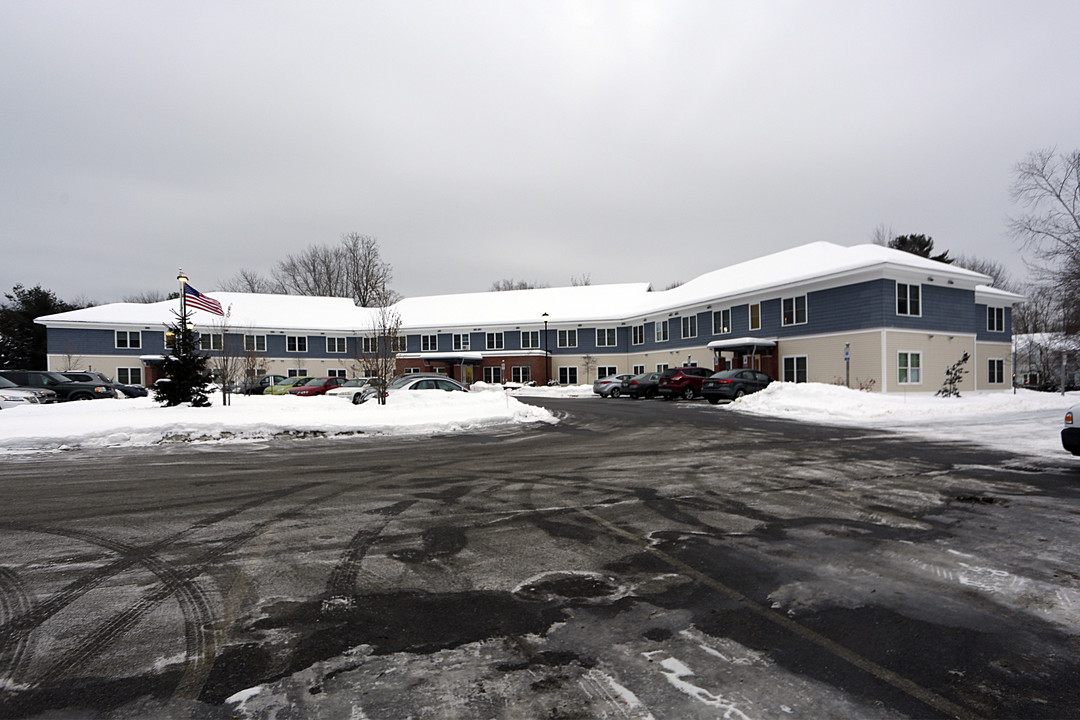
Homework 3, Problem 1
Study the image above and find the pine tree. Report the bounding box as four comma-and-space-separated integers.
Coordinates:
153, 305, 213, 407
936, 352, 970, 398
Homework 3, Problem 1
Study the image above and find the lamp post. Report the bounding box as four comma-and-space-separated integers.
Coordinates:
542, 312, 550, 385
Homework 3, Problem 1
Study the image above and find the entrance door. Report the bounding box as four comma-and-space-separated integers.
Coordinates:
462, 365, 474, 384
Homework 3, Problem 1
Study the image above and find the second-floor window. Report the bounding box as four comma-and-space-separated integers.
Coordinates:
286, 336, 307, 353
558, 329, 577, 348
897, 283, 921, 316
782, 296, 807, 326
632, 325, 644, 345
244, 335, 266, 352
421, 334, 438, 351
486, 332, 504, 350
453, 333, 470, 351
681, 316, 697, 339
596, 328, 616, 347
327, 337, 346, 353
654, 321, 668, 343
115, 330, 141, 349
749, 304, 761, 331
521, 330, 540, 349
200, 333, 223, 351
987, 307, 1005, 333
713, 309, 730, 334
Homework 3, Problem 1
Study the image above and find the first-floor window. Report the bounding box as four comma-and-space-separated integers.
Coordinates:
483, 366, 502, 383
512, 366, 531, 383
559, 366, 578, 385
713, 309, 731, 335
453, 333, 470, 351
633, 364, 645, 374
486, 332, 504, 350
596, 328, 616, 347
897, 351, 921, 384
988, 358, 1004, 384
116, 367, 142, 385
632, 325, 645, 345
244, 335, 266, 352
286, 335, 307, 353
328, 368, 347, 378
327, 337, 347, 353
200, 333, 223, 351
115, 330, 141, 349
404, 367, 422, 374
558, 329, 577, 348
783, 355, 808, 383
521, 330, 540, 349
597, 365, 617, 379
288, 368, 307, 377
421, 334, 438, 352
656, 363, 669, 372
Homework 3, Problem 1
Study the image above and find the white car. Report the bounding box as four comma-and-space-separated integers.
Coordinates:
0, 386, 40, 410
325, 378, 373, 404
1063, 405, 1080, 456
357, 374, 468, 404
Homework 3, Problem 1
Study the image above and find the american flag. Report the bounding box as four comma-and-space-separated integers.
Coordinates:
184, 284, 224, 316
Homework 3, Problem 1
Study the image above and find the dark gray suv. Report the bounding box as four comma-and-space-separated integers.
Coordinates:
0, 370, 116, 401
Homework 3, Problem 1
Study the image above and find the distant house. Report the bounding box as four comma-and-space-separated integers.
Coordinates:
1013, 333, 1080, 391
37, 242, 1023, 393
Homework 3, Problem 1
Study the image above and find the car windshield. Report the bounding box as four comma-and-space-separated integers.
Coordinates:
43, 372, 74, 383
0, 376, 16, 388
659, 369, 678, 378
283, 377, 306, 386
302, 378, 328, 386
710, 370, 738, 379
340, 379, 367, 387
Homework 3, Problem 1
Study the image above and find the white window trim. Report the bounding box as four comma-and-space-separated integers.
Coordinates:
655, 363, 669, 372
558, 366, 578, 385
782, 354, 808, 383
421, 334, 438, 352
654, 321, 669, 343
116, 366, 142, 385
681, 315, 697, 339
749, 304, 761, 331
633, 364, 645, 374
115, 330, 141, 349
632, 325, 645, 346
521, 331, 540, 350
596, 328, 617, 347
453, 333, 470, 351
244, 334, 267, 352
987, 357, 1005, 384
897, 350, 922, 385
328, 368, 347, 378
896, 283, 922, 317
558, 329, 577, 348
486, 332, 504, 350
987, 307, 1005, 333
326, 336, 347, 353
782, 295, 808, 327
511, 366, 531, 383
713, 309, 731, 335
286, 335, 308, 353
597, 365, 618, 378
200, 333, 223, 351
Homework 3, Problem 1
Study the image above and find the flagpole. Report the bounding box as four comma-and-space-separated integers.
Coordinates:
177, 269, 188, 351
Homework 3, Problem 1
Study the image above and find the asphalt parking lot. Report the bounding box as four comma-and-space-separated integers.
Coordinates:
1, 397, 1079, 719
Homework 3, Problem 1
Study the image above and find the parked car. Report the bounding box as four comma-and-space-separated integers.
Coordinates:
288, 376, 348, 396
357, 374, 468, 404
701, 369, 773, 404
264, 377, 311, 395
0, 370, 115, 401
326, 378, 374, 404
593, 373, 634, 398
1063, 405, 1080, 456
230, 374, 288, 395
621, 372, 661, 399
0, 384, 40, 410
61, 371, 148, 398
656, 366, 712, 400
0, 375, 57, 404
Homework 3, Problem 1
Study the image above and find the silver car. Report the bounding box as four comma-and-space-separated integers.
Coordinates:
593, 373, 634, 398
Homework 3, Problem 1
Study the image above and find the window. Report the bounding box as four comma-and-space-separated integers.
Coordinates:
897, 283, 921, 316
632, 325, 645, 345
596, 328, 616, 347
115, 331, 141, 349
512, 366, 531, 383
987, 307, 1005, 333
391, 336, 407, 352
453, 333, 470, 351
244, 335, 266, 352
421, 335, 438, 351
116, 367, 142, 385
656, 363, 669, 372
483, 366, 503, 383
783, 356, 808, 383
633, 364, 645, 374
898, 351, 921, 384
362, 337, 376, 354
486, 332, 504, 350
558, 329, 577, 348
286, 336, 307, 353
681, 315, 697, 339
988, 358, 1004, 384
328, 369, 347, 378
327, 337, 347, 353
597, 366, 617, 379
200, 333, 223, 351
713, 309, 731, 335
1023, 372, 1040, 386
521, 331, 540, 349
287, 368, 307, 377
654, 321, 668, 343
749, 304, 761, 331
559, 366, 578, 385
404, 367, 422, 374
782, 296, 807, 326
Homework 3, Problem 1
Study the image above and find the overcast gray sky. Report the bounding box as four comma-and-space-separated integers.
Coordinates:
2, 1, 1077, 304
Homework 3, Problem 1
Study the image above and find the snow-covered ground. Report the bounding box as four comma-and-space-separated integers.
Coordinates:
0, 383, 1076, 460
0, 390, 555, 454
725, 383, 1080, 461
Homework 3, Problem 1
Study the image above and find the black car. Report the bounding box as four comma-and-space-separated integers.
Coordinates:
231, 374, 288, 395
0, 370, 116, 401
701, 369, 773, 404
62, 371, 148, 398
621, 372, 661, 399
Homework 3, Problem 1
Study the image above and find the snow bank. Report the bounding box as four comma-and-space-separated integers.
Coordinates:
727, 383, 1080, 459
470, 382, 597, 398
0, 392, 556, 454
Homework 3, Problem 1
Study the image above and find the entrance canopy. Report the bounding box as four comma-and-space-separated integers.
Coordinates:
417, 352, 484, 365
706, 337, 777, 352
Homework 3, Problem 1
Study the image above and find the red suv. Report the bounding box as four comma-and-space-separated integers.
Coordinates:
656, 366, 712, 400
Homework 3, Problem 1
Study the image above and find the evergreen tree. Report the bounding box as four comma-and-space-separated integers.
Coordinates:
888, 234, 953, 264
0, 285, 79, 368
936, 352, 970, 398
153, 305, 213, 407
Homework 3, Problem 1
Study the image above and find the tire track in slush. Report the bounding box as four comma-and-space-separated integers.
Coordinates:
0, 566, 36, 689
322, 500, 417, 611
39, 485, 350, 686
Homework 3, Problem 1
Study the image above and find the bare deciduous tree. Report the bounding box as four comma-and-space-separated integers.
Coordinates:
490, 279, 549, 291
270, 234, 397, 306
122, 290, 169, 303
220, 269, 282, 294
342, 233, 399, 307
358, 286, 403, 405
275, 244, 345, 297
1009, 148, 1080, 268
570, 273, 592, 287
953, 254, 1018, 292
870, 223, 895, 246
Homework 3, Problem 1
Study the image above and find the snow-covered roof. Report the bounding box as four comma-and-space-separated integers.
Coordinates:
37, 242, 1018, 333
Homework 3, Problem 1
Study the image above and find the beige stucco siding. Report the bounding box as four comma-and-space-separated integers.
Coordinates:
775, 331, 883, 390
975, 341, 1013, 390
882, 331, 976, 393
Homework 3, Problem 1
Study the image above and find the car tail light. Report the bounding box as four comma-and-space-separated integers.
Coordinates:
1067, 411, 1074, 426
716, 379, 732, 384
